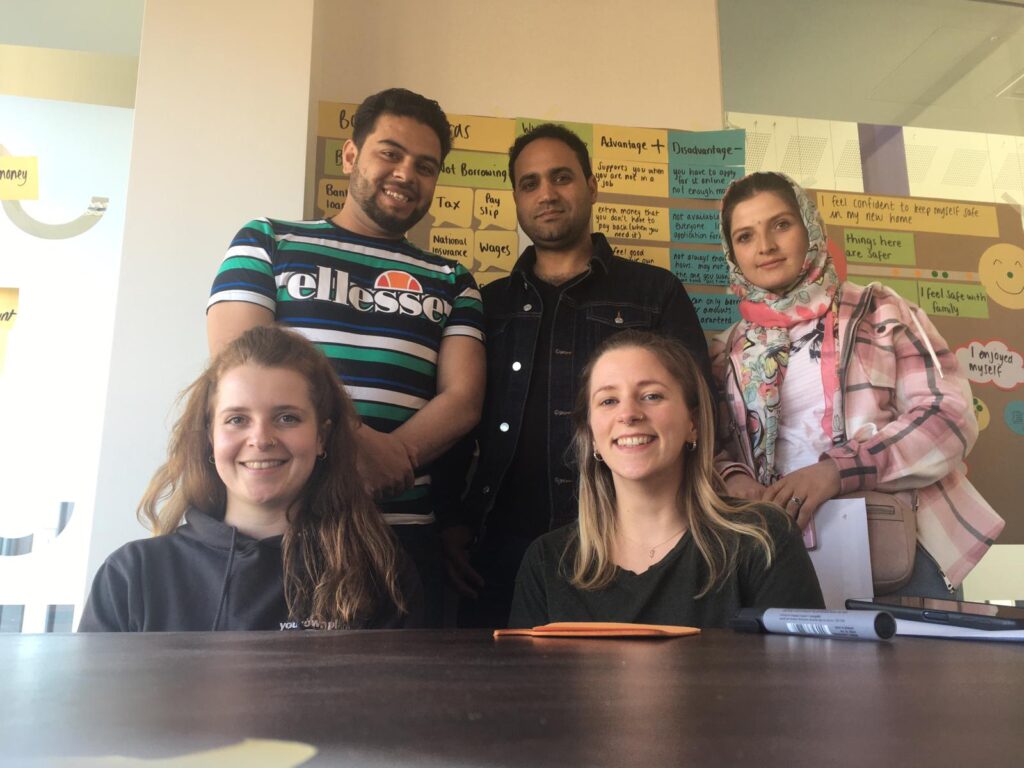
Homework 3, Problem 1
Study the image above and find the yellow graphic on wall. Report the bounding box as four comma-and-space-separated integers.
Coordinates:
979, 243, 1024, 310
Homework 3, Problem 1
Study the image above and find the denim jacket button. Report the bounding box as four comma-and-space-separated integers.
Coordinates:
482, 485, 491, 495
523, 304, 533, 311
499, 422, 510, 432
512, 361, 522, 371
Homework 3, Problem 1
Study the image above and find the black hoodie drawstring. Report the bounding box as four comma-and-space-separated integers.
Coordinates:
211, 526, 237, 631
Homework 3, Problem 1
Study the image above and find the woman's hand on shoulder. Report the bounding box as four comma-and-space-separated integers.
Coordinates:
723, 471, 767, 501
763, 460, 841, 530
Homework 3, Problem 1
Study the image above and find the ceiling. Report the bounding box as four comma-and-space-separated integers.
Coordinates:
720, 0, 1024, 136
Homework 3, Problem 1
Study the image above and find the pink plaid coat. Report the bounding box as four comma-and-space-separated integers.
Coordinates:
712, 281, 1004, 588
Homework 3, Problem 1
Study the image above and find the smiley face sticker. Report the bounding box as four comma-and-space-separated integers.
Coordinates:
979, 243, 1024, 310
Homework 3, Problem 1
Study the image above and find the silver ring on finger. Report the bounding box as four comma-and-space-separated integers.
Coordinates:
788, 496, 804, 508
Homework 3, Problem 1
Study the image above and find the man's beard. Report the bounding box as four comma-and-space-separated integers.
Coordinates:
348, 164, 430, 236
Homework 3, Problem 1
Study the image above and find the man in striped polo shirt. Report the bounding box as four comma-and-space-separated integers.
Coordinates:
207, 88, 485, 625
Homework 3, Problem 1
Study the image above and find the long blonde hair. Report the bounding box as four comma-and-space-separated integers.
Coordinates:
137, 325, 405, 625
569, 331, 775, 596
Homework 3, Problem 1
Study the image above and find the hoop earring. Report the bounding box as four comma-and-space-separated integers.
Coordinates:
593, 449, 604, 463
317, 450, 327, 461
686, 440, 697, 452
208, 454, 215, 464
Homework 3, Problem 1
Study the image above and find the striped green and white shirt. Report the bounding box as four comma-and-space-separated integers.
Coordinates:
209, 217, 485, 523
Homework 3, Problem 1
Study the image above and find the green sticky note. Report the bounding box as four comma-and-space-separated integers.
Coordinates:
323, 139, 346, 176
917, 281, 989, 319
844, 229, 916, 265
440, 150, 511, 190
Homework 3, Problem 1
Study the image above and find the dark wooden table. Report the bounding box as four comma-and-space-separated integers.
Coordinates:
3, 629, 1021, 766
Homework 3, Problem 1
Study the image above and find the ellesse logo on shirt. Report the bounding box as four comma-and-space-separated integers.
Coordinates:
284, 267, 451, 324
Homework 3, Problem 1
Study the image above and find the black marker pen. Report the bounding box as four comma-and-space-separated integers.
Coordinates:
730, 608, 896, 640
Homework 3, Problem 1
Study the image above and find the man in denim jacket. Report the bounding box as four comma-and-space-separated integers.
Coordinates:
443, 124, 712, 627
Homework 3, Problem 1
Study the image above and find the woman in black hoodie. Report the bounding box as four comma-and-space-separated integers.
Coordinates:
80, 326, 422, 631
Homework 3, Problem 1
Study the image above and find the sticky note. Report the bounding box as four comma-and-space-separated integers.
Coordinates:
323, 139, 347, 176
671, 249, 729, 286
669, 163, 742, 199
593, 125, 670, 163
430, 228, 474, 271
440, 150, 511, 190
594, 158, 669, 198
447, 114, 516, 154
609, 244, 670, 270
670, 208, 721, 244
917, 281, 989, 319
475, 229, 519, 272
430, 186, 473, 228
818, 193, 998, 237
0, 157, 39, 200
473, 188, 517, 231
317, 178, 348, 216
843, 229, 916, 265
668, 129, 745, 167
690, 291, 741, 331
317, 102, 359, 139
593, 203, 669, 242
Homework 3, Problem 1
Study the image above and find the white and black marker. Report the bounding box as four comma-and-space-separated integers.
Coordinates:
730, 608, 896, 640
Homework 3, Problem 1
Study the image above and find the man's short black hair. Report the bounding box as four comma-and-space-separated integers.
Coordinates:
508, 123, 593, 185
352, 88, 452, 159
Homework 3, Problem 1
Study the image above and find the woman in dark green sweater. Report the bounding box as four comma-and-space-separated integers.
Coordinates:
509, 331, 823, 628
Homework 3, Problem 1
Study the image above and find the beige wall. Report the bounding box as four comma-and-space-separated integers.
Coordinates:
314, 0, 723, 132
87, 0, 318, 582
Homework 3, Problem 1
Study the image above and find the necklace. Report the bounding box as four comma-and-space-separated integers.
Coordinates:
617, 526, 687, 560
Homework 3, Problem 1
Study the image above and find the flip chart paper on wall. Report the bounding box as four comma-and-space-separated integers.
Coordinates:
806, 499, 874, 610
0, 156, 38, 200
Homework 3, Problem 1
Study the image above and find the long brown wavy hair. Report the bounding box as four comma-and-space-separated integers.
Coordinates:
569, 331, 775, 596
137, 325, 405, 625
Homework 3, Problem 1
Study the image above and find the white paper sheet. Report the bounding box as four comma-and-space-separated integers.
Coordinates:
806, 499, 874, 609
895, 619, 1024, 641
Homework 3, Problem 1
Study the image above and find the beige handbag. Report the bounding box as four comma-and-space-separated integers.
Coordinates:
837, 490, 917, 594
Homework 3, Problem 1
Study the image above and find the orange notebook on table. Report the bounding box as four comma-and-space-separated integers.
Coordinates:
493, 622, 700, 639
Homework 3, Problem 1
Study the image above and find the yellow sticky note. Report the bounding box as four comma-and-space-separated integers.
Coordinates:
594, 158, 669, 197
593, 203, 670, 242
475, 229, 519, 272
609, 244, 670, 270
473, 188, 517, 230
317, 101, 360, 139
0, 157, 39, 200
447, 114, 516, 154
430, 228, 474, 270
317, 178, 348, 216
817, 192, 999, 237
593, 125, 670, 163
430, 186, 473, 228
0, 287, 19, 376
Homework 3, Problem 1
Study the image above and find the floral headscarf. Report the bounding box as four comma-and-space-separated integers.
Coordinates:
721, 173, 841, 485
